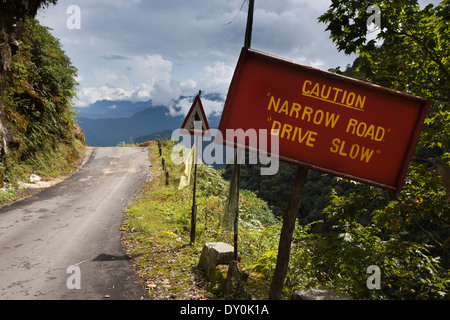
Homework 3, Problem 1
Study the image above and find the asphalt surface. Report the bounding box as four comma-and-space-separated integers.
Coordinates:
0, 147, 150, 300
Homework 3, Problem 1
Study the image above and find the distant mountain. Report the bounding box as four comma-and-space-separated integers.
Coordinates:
74, 92, 223, 120
74, 100, 151, 119
134, 129, 176, 144
75, 96, 222, 147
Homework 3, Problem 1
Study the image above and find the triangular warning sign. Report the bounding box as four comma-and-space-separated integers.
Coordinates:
181, 94, 210, 136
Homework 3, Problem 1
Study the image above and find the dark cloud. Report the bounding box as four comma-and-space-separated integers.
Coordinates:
37, 0, 361, 108
102, 55, 131, 60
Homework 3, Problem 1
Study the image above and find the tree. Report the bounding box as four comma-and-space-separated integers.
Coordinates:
0, 0, 61, 185
316, 0, 450, 299
0, 0, 58, 70
1, 16, 82, 183
318, 0, 449, 148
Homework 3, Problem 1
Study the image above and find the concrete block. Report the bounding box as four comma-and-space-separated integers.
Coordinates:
198, 242, 234, 281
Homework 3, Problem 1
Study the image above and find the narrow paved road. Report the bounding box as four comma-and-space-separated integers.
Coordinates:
0, 147, 150, 300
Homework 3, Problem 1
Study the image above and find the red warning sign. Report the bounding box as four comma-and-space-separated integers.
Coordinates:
218, 48, 430, 191
181, 94, 210, 136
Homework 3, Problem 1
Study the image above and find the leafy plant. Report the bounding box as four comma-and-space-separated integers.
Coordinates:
1, 17, 83, 186
315, 0, 450, 299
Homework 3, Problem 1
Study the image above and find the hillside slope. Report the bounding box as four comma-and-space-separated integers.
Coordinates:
0, 4, 84, 195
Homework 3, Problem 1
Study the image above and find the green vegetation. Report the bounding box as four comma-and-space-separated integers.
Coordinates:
0, 16, 84, 201
317, 0, 449, 299
122, 141, 284, 299
117, 137, 137, 147
0, 0, 445, 300
122, 1, 449, 299
127, 138, 448, 299
224, 161, 355, 222
128, 140, 448, 300
220, 0, 450, 299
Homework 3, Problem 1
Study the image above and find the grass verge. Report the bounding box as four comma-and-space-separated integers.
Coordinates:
121, 141, 211, 299
121, 140, 284, 300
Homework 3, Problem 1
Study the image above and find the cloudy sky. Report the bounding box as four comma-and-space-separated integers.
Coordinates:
36, 0, 439, 116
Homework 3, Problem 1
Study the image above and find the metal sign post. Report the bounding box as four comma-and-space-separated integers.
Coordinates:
228, 0, 255, 262
190, 134, 199, 245
180, 91, 209, 245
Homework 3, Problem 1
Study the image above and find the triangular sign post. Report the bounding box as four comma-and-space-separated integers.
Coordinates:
180, 91, 210, 244
181, 92, 210, 136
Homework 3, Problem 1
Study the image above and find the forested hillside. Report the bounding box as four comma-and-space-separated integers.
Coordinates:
0, 1, 84, 200
224, 159, 357, 223
313, 0, 450, 298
